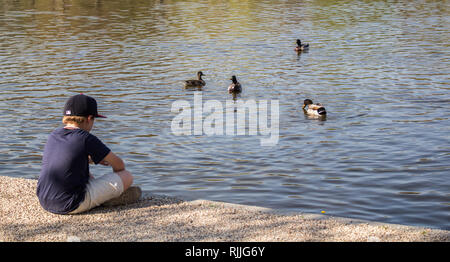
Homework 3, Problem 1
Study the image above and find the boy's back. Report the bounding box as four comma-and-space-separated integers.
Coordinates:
37, 127, 110, 214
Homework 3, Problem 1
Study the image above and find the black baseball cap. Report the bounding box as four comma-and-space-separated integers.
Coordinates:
63, 94, 106, 118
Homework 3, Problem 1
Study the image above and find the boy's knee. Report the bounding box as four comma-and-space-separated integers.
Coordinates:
116, 170, 133, 191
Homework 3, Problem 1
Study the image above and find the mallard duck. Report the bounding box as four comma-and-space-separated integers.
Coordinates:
184, 71, 205, 88
295, 39, 309, 52
302, 99, 326, 116
228, 75, 242, 93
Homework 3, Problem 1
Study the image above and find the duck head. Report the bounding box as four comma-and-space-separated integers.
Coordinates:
302, 99, 313, 109
230, 75, 238, 84
197, 71, 205, 80
296, 39, 302, 46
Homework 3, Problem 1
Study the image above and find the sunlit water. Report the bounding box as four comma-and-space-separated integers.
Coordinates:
0, 0, 449, 230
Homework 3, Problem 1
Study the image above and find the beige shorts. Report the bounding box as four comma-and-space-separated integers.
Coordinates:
69, 172, 125, 214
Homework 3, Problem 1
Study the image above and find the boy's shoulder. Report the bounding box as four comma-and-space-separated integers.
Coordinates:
49, 127, 108, 152
51, 127, 99, 141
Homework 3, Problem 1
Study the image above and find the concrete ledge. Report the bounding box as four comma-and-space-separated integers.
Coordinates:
1, 176, 448, 242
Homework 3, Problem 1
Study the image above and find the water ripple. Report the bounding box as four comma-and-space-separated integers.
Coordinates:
0, 0, 449, 230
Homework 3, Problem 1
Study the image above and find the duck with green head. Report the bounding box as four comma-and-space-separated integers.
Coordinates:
295, 39, 309, 52
302, 99, 326, 116
228, 75, 242, 93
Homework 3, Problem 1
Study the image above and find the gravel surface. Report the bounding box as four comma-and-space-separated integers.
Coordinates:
1, 176, 448, 242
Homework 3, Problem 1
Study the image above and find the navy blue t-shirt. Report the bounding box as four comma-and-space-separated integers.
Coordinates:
37, 127, 110, 214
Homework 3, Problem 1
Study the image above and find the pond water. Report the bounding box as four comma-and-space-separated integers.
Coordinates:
0, 0, 449, 230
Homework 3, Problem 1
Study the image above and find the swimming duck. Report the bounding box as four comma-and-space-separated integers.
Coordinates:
302, 99, 326, 116
228, 75, 242, 93
184, 71, 205, 88
295, 39, 309, 52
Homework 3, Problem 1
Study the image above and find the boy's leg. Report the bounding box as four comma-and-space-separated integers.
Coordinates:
69, 171, 128, 214
101, 170, 141, 207
115, 170, 133, 191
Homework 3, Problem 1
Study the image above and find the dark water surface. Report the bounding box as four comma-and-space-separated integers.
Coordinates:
0, 0, 449, 229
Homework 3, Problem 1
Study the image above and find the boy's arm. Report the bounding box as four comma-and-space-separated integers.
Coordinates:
101, 151, 125, 173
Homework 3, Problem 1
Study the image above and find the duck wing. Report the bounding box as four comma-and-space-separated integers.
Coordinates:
184, 80, 205, 87
308, 104, 323, 110
228, 83, 242, 93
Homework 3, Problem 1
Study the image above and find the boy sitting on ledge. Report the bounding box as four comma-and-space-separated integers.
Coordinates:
37, 94, 141, 214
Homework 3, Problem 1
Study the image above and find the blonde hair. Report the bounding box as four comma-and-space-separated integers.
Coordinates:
62, 116, 88, 125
